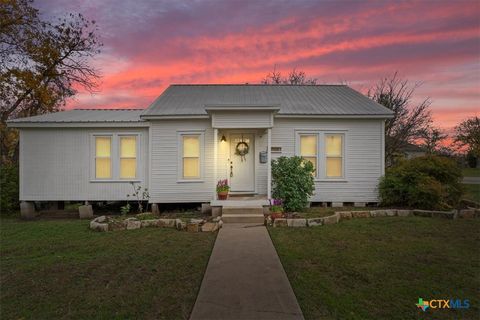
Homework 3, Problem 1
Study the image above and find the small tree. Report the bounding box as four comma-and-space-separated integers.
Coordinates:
421, 126, 448, 154
271, 156, 315, 212
454, 116, 480, 167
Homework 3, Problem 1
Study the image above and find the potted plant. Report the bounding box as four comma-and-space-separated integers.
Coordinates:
216, 179, 230, 200
269, 198, 284, 220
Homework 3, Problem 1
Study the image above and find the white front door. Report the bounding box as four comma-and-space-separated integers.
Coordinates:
229, 133, 255, 192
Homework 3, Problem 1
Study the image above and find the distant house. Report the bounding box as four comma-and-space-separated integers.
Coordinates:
8, 84, 393, 211
400, 143, 427, 159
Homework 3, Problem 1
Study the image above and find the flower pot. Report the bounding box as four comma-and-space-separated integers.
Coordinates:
217, 191, 228, 200
270, 212, 283, 220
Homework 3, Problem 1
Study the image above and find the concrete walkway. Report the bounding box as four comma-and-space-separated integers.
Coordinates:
190, 223, 304, 320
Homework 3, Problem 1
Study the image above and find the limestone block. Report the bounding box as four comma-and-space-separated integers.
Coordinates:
126, 220, 141, 230
78, 205, 93, 219
20, 202, 36, 219
212, 206, 222, 217
187, 223, 200, 232
396, 210, 412, 217
201, 203, 212, 215
287, 219, 307, 227
273, 218, 287, 227
352, 211, 370, 218
151, 203, 160, 214
307, 218, 323, 227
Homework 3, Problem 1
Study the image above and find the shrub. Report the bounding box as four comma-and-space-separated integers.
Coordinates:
271, 156, 315, 212
0, 164, 19, 214
379, 155, 463, 210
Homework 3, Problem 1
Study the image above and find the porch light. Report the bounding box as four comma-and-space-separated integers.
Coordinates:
220, 134, 227, 142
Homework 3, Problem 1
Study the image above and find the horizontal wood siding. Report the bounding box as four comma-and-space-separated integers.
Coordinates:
271, 118, 384, 202
19, 127, 149, 201
149, 119, 214, 202
212, 111, 273, 128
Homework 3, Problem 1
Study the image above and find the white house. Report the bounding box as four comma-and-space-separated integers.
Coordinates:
8, 84, 393, 216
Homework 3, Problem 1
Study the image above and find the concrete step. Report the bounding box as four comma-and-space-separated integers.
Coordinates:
221, 206, 265, 223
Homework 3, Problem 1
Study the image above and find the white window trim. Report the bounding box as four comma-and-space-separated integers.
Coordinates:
90, 132, 142, 182
177, 130, 205, 182
295, 130, 348, 182
93, 134, 113, 181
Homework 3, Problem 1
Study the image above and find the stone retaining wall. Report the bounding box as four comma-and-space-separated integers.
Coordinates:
272, 208, 479, 228
90, 216, 222, 232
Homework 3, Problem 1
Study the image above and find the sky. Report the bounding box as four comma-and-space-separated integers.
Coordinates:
36, 0, 479, 131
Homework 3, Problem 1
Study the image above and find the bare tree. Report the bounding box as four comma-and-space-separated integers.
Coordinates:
262, 66, 317, 85
368, 72, 432, 166
0, 0, 102, 164
421, 126, 448, 154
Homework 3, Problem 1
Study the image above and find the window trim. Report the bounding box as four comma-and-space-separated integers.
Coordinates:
177, 130, 205, 182
295, 130, 348, 181
90, 132, 142, 182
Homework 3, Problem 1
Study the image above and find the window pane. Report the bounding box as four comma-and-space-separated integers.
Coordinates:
96, 137, 111, 157
303, 156, 317, 172
96, 158, 111, 178
183, 158, 199, 178
326, 135, 342, 157
300, 135, 317, 156
183, 136, 200, 157
326, 158, 342, 177
120, 136, 136, 157
120, 159, 136, 178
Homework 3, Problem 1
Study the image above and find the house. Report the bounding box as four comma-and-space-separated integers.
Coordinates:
399, 143, 427, 159
8, 84, 393, 218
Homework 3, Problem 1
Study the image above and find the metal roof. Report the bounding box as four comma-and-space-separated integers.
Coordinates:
142, 84, 394, 117
8, 109, 145, 123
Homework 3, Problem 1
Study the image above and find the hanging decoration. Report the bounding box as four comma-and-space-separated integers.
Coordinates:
235, 134, 250, 162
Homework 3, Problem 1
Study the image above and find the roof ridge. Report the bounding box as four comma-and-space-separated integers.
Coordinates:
73, 108, 144, 111
168, 83, 347, 87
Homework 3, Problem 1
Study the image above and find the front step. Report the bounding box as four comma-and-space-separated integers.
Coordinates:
221, 206, 265, 223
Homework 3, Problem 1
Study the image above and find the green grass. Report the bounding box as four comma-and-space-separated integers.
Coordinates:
463, 167, 480, 177
0, 217, 216, 319
463, 184, 480, 203
270, 217, 480, 320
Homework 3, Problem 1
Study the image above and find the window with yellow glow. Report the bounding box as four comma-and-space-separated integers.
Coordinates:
182, 135, 200, 179
120, 136, 137, 179
300, 135, 317, 173
95, 136, 112, 179
325, 134, 343, 177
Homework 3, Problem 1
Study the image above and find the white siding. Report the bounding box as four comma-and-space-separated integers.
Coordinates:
271, 118, 384, 202
212, 111, 273, 128
19, 127, 149, 201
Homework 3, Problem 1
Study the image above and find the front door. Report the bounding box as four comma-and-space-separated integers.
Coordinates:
229, 133, 255, 192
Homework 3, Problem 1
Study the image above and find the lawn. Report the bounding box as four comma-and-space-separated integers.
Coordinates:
270, 217, 480, 320
463, 167, 480, 177
463, 184, 480, 203
0, 217, 216, 319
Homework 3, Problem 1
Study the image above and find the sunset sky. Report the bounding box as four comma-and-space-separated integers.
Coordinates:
37, 0, 479, 131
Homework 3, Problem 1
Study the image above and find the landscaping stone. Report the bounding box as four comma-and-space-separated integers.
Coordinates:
273, 218, 287, 227
187, 223, 200, 233
337, 211, 352, 220
354, 202, 366, 207
458, 209, 476, 219
158, 219, 176, 228
90, 221, 108, 232
265, 216, 272, 226
176, 219, 186, 230
201, 222, 219, 232
212, 216, 221, 222
287, 219, 307, 227
323, 213, 339, 225
95, 215, 107, 223
201, 203, 212, 215
351, 211, 370, 218
385, 209, 397, 216
190, 218, 205, 224
218, 220, 223, 229
140, 219, 159, 228
151, 203, 160, 214
20, 201, 36, 219
370, 210, 387, 217
396, 210, 412, 217
331, 202, 343, 207
413, 209, 432, 217
126, 220, 141, 230
78, 205, 93, 219
307, 218, 323, 227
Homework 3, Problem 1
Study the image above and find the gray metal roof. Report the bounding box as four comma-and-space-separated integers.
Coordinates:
8, 109, 145, 123
142, 84, 394, 117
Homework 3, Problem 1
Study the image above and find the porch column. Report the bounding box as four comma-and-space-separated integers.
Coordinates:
213, 128, 218, 200
267, 128, 272, 199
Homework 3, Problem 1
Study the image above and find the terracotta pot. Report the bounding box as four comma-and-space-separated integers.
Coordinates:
270, 212, 283, 220
217, 191, 228, 200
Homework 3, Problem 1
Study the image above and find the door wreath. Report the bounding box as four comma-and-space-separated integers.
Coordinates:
235, 141, 249, 162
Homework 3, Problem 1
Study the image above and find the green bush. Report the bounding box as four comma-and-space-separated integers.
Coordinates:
271, 156, 315, 212
379, 155, 463, 210
0, 164, 19, 214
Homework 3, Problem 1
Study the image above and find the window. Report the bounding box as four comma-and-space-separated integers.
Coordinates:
95, 136, 112, 179
182, 135, 200, 179
120, 136, 137, 179
325, 134, 343, 178
300, 134, 317, 173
